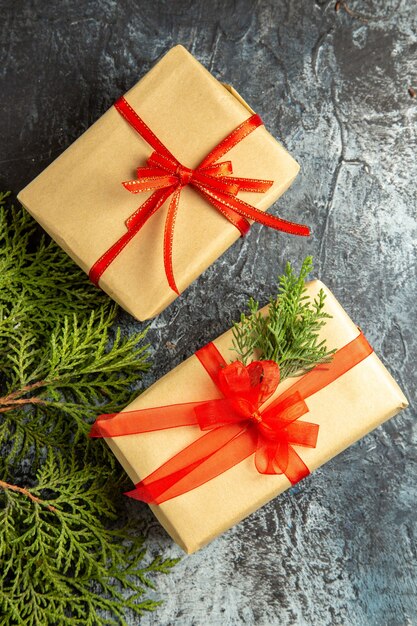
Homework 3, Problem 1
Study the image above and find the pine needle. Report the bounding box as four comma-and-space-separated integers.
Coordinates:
232, 256, 336, 380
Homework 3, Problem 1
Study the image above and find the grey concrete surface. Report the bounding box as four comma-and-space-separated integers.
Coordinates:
1, 1, 416, 624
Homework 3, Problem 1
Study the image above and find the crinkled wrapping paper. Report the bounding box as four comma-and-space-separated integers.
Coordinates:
102, 281, 408, 553
17, 45, 300, 320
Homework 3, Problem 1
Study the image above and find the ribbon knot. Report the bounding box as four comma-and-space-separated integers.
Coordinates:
252, 411, 263, 424
176, 164, 193, 187
88, 97, 310, 294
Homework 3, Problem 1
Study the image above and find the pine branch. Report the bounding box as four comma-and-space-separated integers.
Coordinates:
0, 191, 178, 624
0, 453, 178, 626
232, 256, 336, 379
1, 310, 151, 462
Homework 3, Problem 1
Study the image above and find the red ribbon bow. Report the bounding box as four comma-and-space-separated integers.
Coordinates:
195, 359, 318, 478
89, 97, 310, 294
90, 332, 373, 505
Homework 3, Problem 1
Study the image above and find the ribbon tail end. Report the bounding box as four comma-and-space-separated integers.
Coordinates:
88, 268, 100, 287
89, 423, 102, 438
124, 488, 143, 500
124, 485, 156, 504
167, 273, 180, 295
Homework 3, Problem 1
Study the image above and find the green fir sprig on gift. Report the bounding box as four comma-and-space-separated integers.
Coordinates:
0, 191, 178, 626
232, 256, 336, 380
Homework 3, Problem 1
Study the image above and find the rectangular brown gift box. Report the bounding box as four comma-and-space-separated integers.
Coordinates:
101, 281, 408, 553
17, 45, 301, 320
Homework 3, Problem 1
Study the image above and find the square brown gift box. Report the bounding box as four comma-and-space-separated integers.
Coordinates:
93, 281, 408, 554
17, 45, 304, 321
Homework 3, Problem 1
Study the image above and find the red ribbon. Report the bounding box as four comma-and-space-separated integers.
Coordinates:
89, 97, 310, 294
90, 332, 373, 505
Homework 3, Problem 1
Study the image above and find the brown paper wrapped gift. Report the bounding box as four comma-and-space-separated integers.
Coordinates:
96, 281, 408, 553
17, 45, 302, 320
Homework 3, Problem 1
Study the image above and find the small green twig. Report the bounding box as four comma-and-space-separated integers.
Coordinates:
231, 257, 335, 379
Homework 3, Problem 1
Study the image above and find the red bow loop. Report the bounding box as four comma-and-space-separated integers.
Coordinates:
122, 173, 177, 194
217, 359, 279, 413
146, 151, 179, 173
254, 391, 318, 479
199, 161, 233, 177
